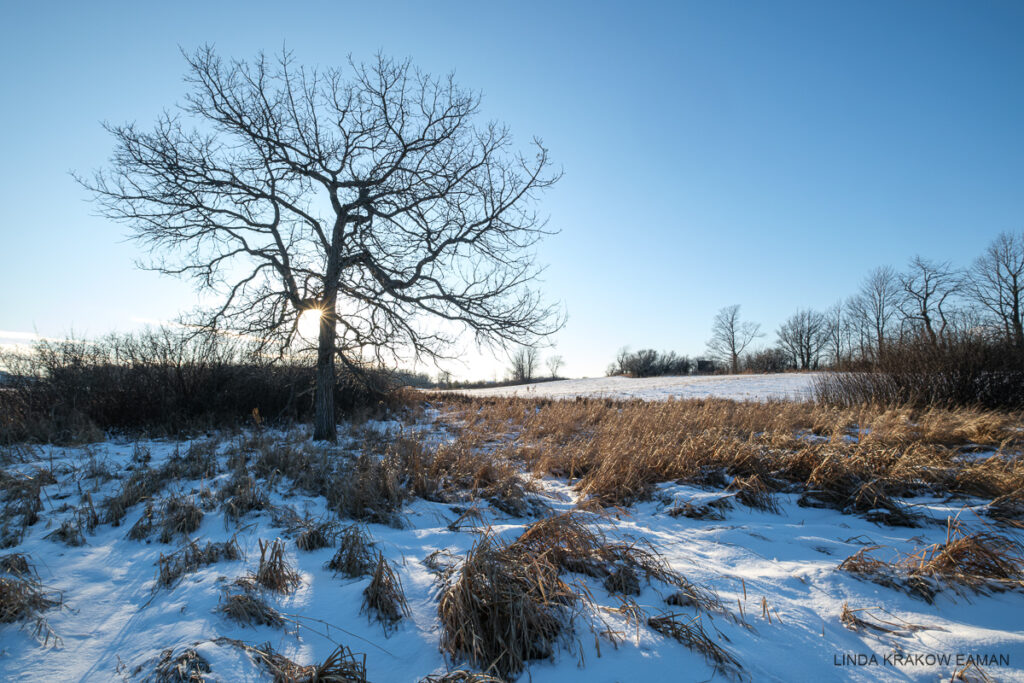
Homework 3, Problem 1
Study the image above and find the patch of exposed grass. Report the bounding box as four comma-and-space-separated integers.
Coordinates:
159, 494, 204, 543
219, 470, 270, 526
252, 538, 301, 594
419, 672, 503, 683
646, 612, 741, 678
362, 552, 410, 634
0, 554, 62, 646
438, 532, 578, 678
144, 646, 211, 682
156, 537, 241, 589
218, 586, 284, 629
214, 637, 367, 682
838, 521, 1024, 602
430, 396, 1024, 523
327, 525, 376, 578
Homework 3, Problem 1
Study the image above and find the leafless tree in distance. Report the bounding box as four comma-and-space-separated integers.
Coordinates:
897, 255, 961, 346
822, 301, 849, 368
545, 354, 564, 379
776, 308, 828, 370
79, 47, 562, 441
508, 346, 539, 383
965, 231, 1024, 348
706, 305, 762, 374
848, 266, 902, 359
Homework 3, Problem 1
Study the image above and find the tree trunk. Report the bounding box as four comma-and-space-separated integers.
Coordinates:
313, 302, 337, 442
1013, 284, 1023, 349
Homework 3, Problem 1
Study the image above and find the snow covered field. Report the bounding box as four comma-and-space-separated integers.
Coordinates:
2, 404, 1022, 682
446, 373, 821, 402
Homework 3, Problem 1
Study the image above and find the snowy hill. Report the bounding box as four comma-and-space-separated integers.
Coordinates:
446, 372, 820, 402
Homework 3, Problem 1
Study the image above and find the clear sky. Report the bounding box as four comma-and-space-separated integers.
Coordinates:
1, 1, 1022, 379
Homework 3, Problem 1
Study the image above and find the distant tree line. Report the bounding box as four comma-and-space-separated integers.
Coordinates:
607, 349, 694, 378
606, 231, 1024, 405
699, 231, 1024, 373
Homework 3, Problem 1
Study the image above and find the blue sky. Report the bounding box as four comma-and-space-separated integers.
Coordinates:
1, 1, 1022, 379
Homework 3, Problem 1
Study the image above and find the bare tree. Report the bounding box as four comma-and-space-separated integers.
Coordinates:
897, 256, 960, 346
776, 308, 828, 370
848, 266, 901, 359
965, 231, 1024, 348
706, 305, 762, 374
80, 47, 562, 441
508, 346, 539, 382
545, 354, 564, 379
822, 301, 849, 368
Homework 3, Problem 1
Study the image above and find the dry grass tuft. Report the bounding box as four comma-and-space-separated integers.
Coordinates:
510, 513, 695, 596
988, 488, 1024, 523
219, 470, 269, 525
156, 537, 241, 589
666, 496, 732, 521
254, 538, 302, 594
0, 467, 50, 546
0, 552, 32, 576
327, 451, 408, 527
603, 564, 641, 596
215, 637, 367, 683
664, 575, 726, 615
146, 646, 211, 682
45, 517, 86, 547
951, 659, 996, 683
419, 671, 504, 683
218, 586, 284, 629
447, 505, 485, 532
275, 508, 340, 552
838, 602, 931, 637
159, 494, 204, 543
0, 557, 62, 646
903, 521, 1024, 595
327, 525, 376, 578
844, 480, 920, 527
510, 511, 610, 577
102, 466, 166, 526
438, 532, 578, 678
164, 440, 220, 481
128, 502, 156, 541
362, 552, 410, 633
646, 612, 741, 678
727, 474, 780, 514
838, 521, 1024, 602
837, 546, 937, 603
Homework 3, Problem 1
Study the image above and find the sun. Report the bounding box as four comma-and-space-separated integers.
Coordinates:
297, 309, 322, 341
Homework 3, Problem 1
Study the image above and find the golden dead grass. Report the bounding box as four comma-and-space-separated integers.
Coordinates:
838, 519, 1024, 602
437, 512, 728, 679
431, 395, 1024, 517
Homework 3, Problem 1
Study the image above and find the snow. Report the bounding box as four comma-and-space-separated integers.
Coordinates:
445, 373, 821, 402
2, 413, 1023, 682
